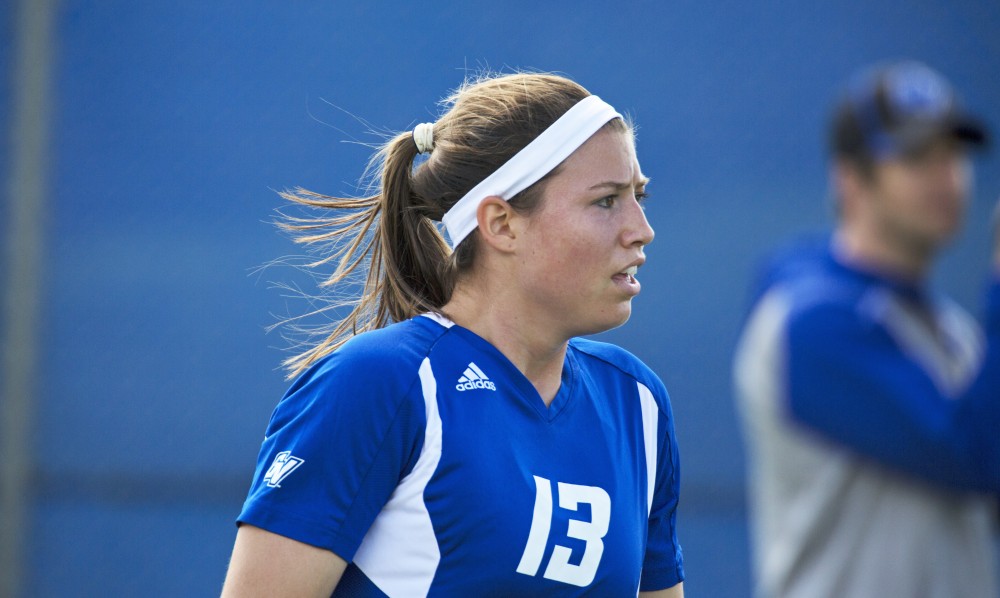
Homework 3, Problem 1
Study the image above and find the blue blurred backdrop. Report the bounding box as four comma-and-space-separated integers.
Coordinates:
2, 1, 999, 596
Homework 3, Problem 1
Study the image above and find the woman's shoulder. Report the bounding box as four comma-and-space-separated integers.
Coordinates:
264, 317, 450, 438
340, 316, 448, 360
289, 316, 450, 394
569, 337, 666, 395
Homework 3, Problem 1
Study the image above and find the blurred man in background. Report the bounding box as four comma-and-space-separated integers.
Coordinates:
733, 60, 999, 597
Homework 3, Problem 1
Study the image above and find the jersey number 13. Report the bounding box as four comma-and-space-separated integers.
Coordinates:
515, 475, 612, 587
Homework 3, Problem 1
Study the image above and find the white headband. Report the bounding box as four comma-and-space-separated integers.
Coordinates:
441, 95, 622, 248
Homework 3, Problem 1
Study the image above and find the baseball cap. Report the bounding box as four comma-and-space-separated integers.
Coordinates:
830, 60, 988, 161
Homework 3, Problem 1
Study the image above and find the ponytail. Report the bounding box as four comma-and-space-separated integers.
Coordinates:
277, 131, 451, 378
378, 130, 453, 322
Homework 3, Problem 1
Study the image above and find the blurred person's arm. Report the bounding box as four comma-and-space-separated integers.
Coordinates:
221, 524, 346, 597
783, 236, 1000, 493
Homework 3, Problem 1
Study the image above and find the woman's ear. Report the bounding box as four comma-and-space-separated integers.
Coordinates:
476, 196, 518, 253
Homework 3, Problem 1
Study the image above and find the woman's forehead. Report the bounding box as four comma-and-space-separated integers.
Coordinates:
557, 128, 644, 187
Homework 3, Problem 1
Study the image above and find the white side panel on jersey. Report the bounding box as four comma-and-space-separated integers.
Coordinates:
733, 290, 790, 422
353, 358, 443, 597
637, 382, 658, 515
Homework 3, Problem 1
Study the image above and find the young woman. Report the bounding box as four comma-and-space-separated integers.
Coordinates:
221, 73, 684, 597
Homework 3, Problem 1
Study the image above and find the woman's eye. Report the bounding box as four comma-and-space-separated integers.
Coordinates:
596, 195, 617, 208
635, 192, 650, 207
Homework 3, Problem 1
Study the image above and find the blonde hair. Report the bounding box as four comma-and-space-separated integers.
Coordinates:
276, 72, 627, 377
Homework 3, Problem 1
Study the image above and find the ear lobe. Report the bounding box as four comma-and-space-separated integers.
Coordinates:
476, 196, 518, 252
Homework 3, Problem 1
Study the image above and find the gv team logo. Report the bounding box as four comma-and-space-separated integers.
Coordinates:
456, 362, 496, 391
263, 451, 304, 488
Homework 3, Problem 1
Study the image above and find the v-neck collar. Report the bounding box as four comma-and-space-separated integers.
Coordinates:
422, 315, 578, 422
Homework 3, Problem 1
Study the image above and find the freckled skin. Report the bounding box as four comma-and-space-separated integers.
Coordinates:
517, 127, 655, 339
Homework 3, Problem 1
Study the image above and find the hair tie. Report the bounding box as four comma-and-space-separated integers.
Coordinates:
413, 122, 435, 154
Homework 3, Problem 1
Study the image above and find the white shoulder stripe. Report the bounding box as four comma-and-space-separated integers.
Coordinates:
419, 311, 455, 328
352, 358, 442, 597
860, 288, 983, 397
637, 382, 658, 516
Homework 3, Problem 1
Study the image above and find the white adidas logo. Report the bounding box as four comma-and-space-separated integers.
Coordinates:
455, 362, 496, 392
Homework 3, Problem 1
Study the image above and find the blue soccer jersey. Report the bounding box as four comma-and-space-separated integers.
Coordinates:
238, 314, 684, 596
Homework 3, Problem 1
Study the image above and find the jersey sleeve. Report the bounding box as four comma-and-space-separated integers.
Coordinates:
236, 349, 427, 561
784, 277, 1000, 493
639, 380, 685, 591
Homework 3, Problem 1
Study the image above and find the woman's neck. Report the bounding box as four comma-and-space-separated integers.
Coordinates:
441, 281, 568, 407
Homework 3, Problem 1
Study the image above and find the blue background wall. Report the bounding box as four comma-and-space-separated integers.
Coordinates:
3, 2, 999, 596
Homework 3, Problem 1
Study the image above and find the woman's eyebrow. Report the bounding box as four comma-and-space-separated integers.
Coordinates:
588, 176, 650, 191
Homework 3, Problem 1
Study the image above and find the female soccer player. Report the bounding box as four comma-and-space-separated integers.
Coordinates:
221, 73, 684, 597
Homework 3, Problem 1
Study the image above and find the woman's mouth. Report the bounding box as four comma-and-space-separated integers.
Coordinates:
612, 265, 641, 294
